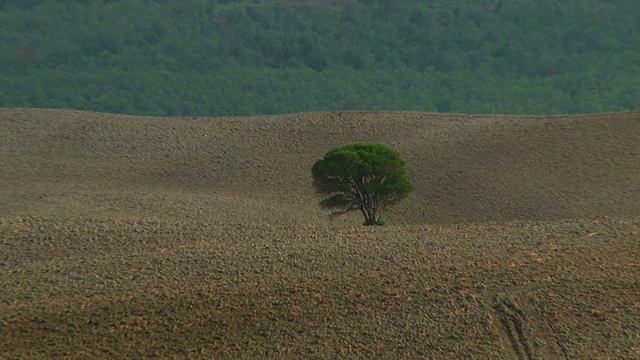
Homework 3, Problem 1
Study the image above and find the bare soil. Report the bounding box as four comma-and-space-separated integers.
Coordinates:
1, 108, 639, 359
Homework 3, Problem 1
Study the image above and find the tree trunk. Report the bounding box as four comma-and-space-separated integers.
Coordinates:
361, 205, 378, 226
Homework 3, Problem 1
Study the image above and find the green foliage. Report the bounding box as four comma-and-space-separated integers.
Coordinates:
1, 0, 639, 115
312, 142, 412, 226
374, 218, 386, 226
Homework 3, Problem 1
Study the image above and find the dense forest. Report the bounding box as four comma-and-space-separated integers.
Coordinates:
1, 0, 638, 116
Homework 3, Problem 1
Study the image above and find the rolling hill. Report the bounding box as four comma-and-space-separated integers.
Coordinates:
1, 108, 638, 224
1, 108, 639, 358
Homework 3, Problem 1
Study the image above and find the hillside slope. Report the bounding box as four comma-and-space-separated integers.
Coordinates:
1, 108, 639, 359
1, 108, 639, 224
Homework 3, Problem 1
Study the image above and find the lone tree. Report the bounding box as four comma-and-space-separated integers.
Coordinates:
311, 142, 413, 226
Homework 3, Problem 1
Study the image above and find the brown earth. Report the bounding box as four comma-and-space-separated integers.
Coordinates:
1, 108, 639, 359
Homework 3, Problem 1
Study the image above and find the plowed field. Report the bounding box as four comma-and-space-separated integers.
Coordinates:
1, 108, 639, 358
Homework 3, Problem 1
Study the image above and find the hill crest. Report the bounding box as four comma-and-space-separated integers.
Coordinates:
1, 108, 638, 224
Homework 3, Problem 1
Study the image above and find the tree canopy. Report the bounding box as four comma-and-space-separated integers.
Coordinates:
1, 0, 639, 115
312, 143, 412, 226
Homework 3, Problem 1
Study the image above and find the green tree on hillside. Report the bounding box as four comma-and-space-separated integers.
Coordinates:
311, 142, 413, 226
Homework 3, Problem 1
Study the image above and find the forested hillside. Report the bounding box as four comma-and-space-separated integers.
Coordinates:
1, 0, 638, 116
